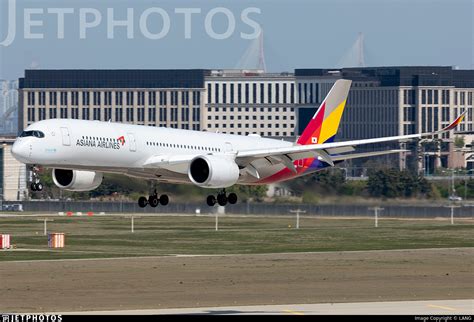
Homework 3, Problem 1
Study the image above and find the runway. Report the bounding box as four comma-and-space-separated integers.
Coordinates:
57, 299, 473, 315
1, 248, 472, 313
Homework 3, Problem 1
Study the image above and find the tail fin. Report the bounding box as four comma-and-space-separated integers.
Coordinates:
297, 79, 352, 145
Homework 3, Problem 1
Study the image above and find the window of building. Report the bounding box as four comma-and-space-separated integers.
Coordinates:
160, 91, 168, 106
126, 92, 134, 106
27, 92, 35, 106
93, 108, 100, 120
93, 92, 101, 106
68, 108, 78, 119
38, 92, 46, 106
291, 84, 295, 104
27, 108, 35, 121
148, 92, 156, 106
104, 108, 111, 121
49, 108, 57, 119
268, 83, 273, 104
171, 108, 178, 121
60, 92, 68, 106
238, 84, 242, 104
115, 108, 122, 122
71, 92, 79, 106
215, 83, 219, 104
181, 108, 189, 122
126, 108, 134, 122
182, 91, 189, 106
222, 84, 227, 104
207, 84, 212, 104
193, 91, 200, 106
250, 83, 254, 104
171, 92, 178, 106
38, 108, 46, 120
159, 108, 167, 122
49, 92, 57, 106
60, 108, 68, 119
138, 108, 145, 122
115, 92, 123, 106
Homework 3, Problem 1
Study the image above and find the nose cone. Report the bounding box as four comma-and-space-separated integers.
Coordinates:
11, 140, 30, 163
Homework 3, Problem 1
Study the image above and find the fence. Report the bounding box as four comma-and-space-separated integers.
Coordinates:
2, 201, 473, 218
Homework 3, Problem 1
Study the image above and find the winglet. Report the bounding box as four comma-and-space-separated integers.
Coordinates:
438, 110, 468, 133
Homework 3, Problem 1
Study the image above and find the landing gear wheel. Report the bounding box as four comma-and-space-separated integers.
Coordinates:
30, 182, 43, 192
227, 193, 238, 205
207, 195, 217, 207
148, 195, 159, 208
159, 195, 169, 206
217, 193, 228, 207
138, 197, 148, 208
29, 166, 43, 192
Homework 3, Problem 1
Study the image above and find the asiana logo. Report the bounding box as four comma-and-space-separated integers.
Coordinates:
76, 135, 124, 150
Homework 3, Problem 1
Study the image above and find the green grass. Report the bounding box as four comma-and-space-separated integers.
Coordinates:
0, 215, 473, 261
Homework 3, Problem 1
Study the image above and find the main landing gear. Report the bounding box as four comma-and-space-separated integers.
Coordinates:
138, 190, 169, 208
207, 189, 238, 207
30, 166, 43, 192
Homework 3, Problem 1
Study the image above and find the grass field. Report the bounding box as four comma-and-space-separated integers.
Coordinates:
0, 214, 473, 261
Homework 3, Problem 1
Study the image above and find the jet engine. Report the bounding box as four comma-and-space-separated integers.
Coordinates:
52, 169, 103, 191
188, 155, 240, 188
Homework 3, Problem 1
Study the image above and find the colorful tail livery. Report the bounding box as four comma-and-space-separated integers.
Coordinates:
298, 79, 352, 145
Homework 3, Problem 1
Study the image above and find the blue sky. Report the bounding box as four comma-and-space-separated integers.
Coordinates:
0, 0, 472, 80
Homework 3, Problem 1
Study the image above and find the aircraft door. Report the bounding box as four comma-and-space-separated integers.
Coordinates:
128, 133, 137, 152
60, 127, 71, 146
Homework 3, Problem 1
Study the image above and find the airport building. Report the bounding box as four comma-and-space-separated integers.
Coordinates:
295, 67, 474, 172
17, 66, 474, 174
19, 70, 207, 132
203, 70, 297, 137
0, 137, 27, 201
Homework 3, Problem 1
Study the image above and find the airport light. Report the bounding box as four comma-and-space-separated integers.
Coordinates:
37, 218, 54, 236
126, 215, 140, 233
290, 209, 306, 229
368, 207, 384, 228
444, 205, 461, 225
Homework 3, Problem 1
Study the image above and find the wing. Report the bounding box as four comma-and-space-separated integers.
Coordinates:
236, 110, 468, 171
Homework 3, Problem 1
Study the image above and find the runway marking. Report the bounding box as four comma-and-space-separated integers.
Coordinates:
283, 309, 305, 315
427, 304, 458, 312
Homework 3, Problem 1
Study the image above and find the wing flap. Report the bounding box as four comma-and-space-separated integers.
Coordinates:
331, 149, 408, 162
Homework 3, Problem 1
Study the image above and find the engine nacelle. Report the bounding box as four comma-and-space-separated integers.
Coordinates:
52, 169, 103, 192
188, 155, 240, 188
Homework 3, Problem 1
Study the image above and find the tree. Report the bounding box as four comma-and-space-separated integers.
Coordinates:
454, 136, 465, 149
367, 169, 431, 198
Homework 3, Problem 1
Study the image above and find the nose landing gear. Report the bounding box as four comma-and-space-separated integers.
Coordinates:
207, 189, 238, 207
138, 190, 169, 208
29, 166, 43, 192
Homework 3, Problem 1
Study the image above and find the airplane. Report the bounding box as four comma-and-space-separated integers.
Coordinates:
11, 80, 467, 207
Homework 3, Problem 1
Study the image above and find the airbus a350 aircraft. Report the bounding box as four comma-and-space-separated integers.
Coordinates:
12, 80, 466, 207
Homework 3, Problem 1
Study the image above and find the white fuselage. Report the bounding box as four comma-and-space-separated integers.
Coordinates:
12, 119, 293, 185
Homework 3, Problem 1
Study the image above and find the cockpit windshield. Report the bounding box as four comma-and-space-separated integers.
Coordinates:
19, 130, 45, 138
